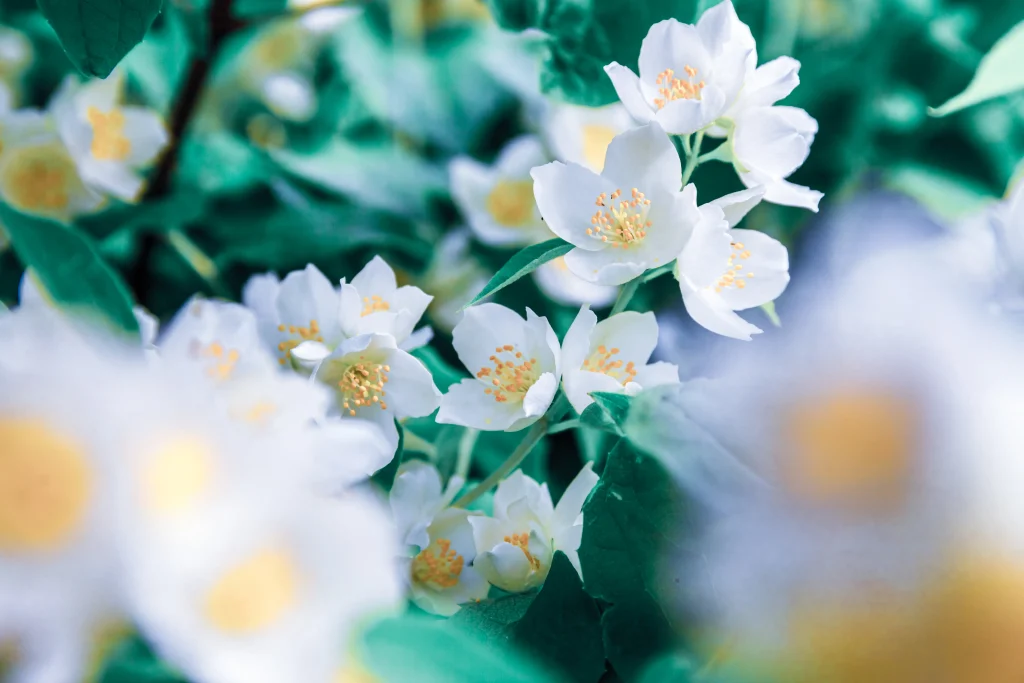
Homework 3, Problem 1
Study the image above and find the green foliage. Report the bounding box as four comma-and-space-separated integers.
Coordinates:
36, 0, 162, 77
97, 636, 186, 683
450, 590, 538, 646
464, 238, 573, 309
0, 204, 138, 335
579, 392, 633, 436
930, 20, 1024, 116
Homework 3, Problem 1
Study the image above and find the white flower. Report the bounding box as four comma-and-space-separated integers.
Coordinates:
0, 26, 32, 112
542, 102, 638, 173
604, 1, 755, 136
470, 465, 599, 592
561, 305, 679, 414
449, 136, 551, 247
532, 122, 700, 285
533, 256, 618, 308
418, 230, 491, 332
437, 304, 561, 431
50, 71, 169, 203
338, 255, 433, 350
674, 188, 789, 340
731, 105, 822, 211
985, 181, 1024, 311
389, 461, 490, 616
313, 333, 441, 447
0, 110, 105, 222
242, 264, 346, 372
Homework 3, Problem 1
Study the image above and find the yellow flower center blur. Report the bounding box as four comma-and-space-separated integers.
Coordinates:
485, 179, 535, 227
476, 344, 539, 404
143, 436, 214, 515
204, 547, 300, 633
412, 538, 464, 589
252, 24, 304, 71
782, 391, 915, 510
0, 143, 77, 215
86, 106, 132, 161
361, 295, 391, 316
197, 341, 241, 381
277, 319, 324, 366
581, 124, 616, 171
0, 418, 92, 552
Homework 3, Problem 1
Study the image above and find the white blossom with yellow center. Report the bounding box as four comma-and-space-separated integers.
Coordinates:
470, 465, 598, 593
437, 303, 561, 432
561, 305, 680, 414
0, 26, 33, 113
532, 122, 701, 286
604, 1, 754, 136
449, 135, 552, 247
313, 333, 441, 448
533, 255, 618, 308
0, 110, 105, 223
674, 187, 790, 340
50, 71, 168, 203
243, 264, 346, 373
389, 461, 489, 616
338, 255, 433, 350
542, 102, 638, 174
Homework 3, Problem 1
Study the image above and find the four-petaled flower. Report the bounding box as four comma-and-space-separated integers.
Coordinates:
338, 255, 433, 350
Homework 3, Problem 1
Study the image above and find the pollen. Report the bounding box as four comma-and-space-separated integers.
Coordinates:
653, 66, 706, 110
276, 319, 324, 365
504, 532, 541, 570
199, 341, 240, 381
338, 357, 390, 416
361, 295, 391, 317
588, 188, 652, 248
412, 538, 465, 589
477, 345, 540, 404
714, 241, 754, 293
86, 106, 132, 161
485, 179, 536, 227
1, 144, 76, 214
582, 344, 637, 384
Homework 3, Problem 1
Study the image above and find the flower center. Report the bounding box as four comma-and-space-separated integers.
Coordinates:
412, 538, 464, 589
0, 418, 92, 552
714, 240, 754, 293
194, 341, 240, 381
204, 547, 299, 634
276, 320, 324, 366
588, 188, 652, 248
86, 106, 132, 161
337, 357, 390, 416
653, 66, 706, 109
476, 345, 539, 403
581, 124, 617, 171
2, 144, 75, 212
361, 295, 390, 316
583, 345, 638, 384
143, 436, 214, 515
504, 532, 541, 570
485, 179, 535, 227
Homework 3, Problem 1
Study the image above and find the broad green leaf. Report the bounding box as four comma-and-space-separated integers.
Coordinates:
513, 552, 605, 683
1, 204, 138, 335
97, 636, 186, 683
579, 392, 633, 436
411, 346, 468, 393
360, 616, 558, 683
637, 653, 698, 683
883, 164, 998, 220
930, 20, 1024, 116
450, 591, 538, 647
463, 238, 573, 309
36, 0, 163, 78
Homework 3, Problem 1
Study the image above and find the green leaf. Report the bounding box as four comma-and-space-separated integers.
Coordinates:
97, 636, 186, 683
411, 346, 468, 393
450, 591, 538, 647
579, 441, 688, 679
463, 238, 574, 310
1, 204, 138, 335
930, 20, 1024, 116
361, 616, 558, 683
760, 301, 781, 328
36, 0, 163, 78
513, 552, 606, 683
883, 163, 998, 220
636, 653, 698, 683
579, 392, 633, 436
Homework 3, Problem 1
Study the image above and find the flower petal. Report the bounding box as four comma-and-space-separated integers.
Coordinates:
451, 303, 530, 375
715, 228, 790, 310
496, 135, 549, 176
709, 186, 765, 228
474, 543, 535, 593
563, 369, 623, 415
564, 248, 647, 286
531, 161, 615, 251
382, 347, 441, 419
676, 205, 731, 290
390, 460, 444, 548
681, 288, 762, 340
552, 462, 599, 537
604, 63, 656, 124
351, 255, 398, 297
521, 372, 557, 422
741, 172, 823, 212
436, 378, 522, 431
654, 83, 727, 136
733, 105, 817, 179
740, 56, 801, 109
123, 107, 168, 167
561, 305, 598, 373
601, 122, 680, 195
638, 20, 712, 85
592, 310, 659, 365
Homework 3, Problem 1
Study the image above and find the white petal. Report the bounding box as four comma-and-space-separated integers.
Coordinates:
631, 361, 680, 390
563, 248, 646, 285
524, 307, 561, 378
242, 272, 281, 328
681, 288, 762, 340
123, 107, 169, 167
531, 161, 615, 251
436, 378, 522, 431
676, 205, 731, 289
533, 258, 618, 308
740, 56, 801, 109
743, 172, 823, 212
493, 470, 546, 521
496, 135, 549, 176
709, 186, 765, 228
451, 303, 529, 375
77, 157, 143, 201
382, 347, 441, 419
696, 0, 756, 62
552, 462, 599, 537
520, 372, 557, 423
561, 305, 598, 373
604, 63, 656, 124
592, 310, 659, 364
399, 326, 433, 351
390, 460, 443, 548
733, 105, 817, 179
351, 255, 398, 297
291, 340, 332, 362
715, 228, 790, 310
654, 83, 727, 136
474, 544, 535, 593
638, 20, 712, 85
310, 417, 395, 491
562, 369, 623, 415
276, 264, 342, 339
600, 122, 680, 195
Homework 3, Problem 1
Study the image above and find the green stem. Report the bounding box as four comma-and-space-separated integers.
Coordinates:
454, 428, 478, 482
452, 395, 570, 508
166, 229, 230, 299
547, 419, 581, 435
681, 130, 705, 187
610, 278, 641, 316
402, 430, 437, 459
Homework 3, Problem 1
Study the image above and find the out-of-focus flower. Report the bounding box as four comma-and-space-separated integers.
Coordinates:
470, 465, 598, 592
313, 333, 440, 447
532, 122, 700, 285
561, 305, 679, 414
50, 72, 168, 203
604, 2, 753, 136
437, 304, 560, 431
450, 136, 551, 247
982, 181, 1024, 313
417, 230, 491, 332
0, 110, 105, 222
338, 255, 433, 350
389, 461, 489, 616
674, 188, 790, 340
542, 102, 637, 173
533, 256, 618, 308
243, 264, 346, 372
0, 26, 33, 113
